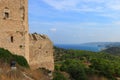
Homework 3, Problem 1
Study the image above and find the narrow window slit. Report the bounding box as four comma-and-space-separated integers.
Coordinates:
11, 36, 13, 43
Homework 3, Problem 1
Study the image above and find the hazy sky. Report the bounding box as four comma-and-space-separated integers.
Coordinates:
29, 0, 120, 44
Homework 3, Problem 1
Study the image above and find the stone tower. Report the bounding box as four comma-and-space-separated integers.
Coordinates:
0, 0, 29, 62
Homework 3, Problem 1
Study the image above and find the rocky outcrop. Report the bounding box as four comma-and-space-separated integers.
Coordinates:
29, 33, 54, 71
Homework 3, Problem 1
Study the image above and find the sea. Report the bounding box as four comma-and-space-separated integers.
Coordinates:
54, 44, 104, 52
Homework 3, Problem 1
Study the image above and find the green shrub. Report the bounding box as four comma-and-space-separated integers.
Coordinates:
0, 48, 29, 68
13, 55, 29, 68
55, 64, 61, 71
53, 72, 67, 80
0, 48, 13, 62
61, 59, 87, 80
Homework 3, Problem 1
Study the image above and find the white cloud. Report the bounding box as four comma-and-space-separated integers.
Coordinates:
50, 28, 57, 32
43, 0, 79, 10
43, 0, 120, 12
112, 21, 120, 25
106, 0, 120, 10
43, 0, 103, 12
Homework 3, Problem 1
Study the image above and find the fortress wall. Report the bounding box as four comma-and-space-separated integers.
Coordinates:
0, 0, 29, 62
29, 33, 54, 71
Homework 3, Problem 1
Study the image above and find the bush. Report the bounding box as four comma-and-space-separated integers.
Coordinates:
0, 48, 29, 68
13, 55, 29, 68
55, 64, 61, 71
53, 72, 67, 80
61, 59, 87, 80
0, 48, 13, 62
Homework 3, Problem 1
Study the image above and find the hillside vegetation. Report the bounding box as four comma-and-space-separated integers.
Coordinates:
102, 47, 120, 55
54, 46, 120, 80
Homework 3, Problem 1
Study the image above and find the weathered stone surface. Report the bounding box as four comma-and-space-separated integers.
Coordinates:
29, 33, 54, 71
0, 0, 29, 62
0, 0, 54, 71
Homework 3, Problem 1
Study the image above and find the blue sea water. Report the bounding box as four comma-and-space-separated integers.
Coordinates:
55, 44, 102, 52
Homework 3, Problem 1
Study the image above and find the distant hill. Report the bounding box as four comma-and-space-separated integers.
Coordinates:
82, 42, 120, 47
82, 42, 120, 51
102, 47, 120, 55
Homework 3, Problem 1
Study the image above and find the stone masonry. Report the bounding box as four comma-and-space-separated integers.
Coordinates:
0, 0, 29, 62
0, 0, 54, 71
29, 33, 54, 71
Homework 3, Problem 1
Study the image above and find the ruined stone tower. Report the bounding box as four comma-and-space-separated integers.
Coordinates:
0, 0, 54, 71
0, 0, 29, 62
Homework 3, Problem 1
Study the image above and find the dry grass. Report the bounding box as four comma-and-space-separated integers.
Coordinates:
88, 75, 108, 80
0, 64, 51, 80
0, 61, 52, 80
24, 69, 50, 80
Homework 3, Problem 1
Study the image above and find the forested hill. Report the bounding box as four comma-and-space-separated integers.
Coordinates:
53, 46, 120, 80
102, 47, 120, 55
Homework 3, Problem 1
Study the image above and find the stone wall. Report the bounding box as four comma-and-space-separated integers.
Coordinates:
0, 0, 29, 62
29, 33, 54, 71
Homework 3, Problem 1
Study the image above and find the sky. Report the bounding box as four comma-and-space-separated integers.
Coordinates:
29, 0, 120, 44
